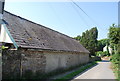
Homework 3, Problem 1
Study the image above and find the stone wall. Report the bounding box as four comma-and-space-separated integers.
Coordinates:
2, 49, 21, 79
44, 52, 89, 72
2, 48, 47, 79
21, 49, 46, 73
2, 48, 89, 78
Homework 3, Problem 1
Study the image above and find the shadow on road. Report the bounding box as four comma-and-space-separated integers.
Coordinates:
101, 60, 110, 62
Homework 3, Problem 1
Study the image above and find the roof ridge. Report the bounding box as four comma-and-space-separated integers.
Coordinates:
4, 10, 76, 41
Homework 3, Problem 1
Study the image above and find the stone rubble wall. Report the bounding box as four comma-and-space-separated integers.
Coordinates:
2, 49, 21, 79
21, 49, 46, 74
44, 52, 89, 72
2, 48, 89, 78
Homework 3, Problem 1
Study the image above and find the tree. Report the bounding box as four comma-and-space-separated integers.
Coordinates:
80, 27, 98, 56
74, 35, 81, 41
109, 24, 120, 44
97, 38, 110, 51
109, 24, 120, 81
108, 24, 120, 54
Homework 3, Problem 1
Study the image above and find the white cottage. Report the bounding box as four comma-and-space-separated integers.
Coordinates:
103, 45, 112, 55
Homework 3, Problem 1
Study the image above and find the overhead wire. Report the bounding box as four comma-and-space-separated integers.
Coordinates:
71, 0, 99, 26
70, 2, 90, 27
48, 1, 100, 32
70, 0, 107, 39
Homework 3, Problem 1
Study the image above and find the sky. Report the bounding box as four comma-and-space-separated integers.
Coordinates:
4, 2, 118, 40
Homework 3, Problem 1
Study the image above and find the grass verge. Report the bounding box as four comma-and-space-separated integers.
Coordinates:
53, 61, 97, 81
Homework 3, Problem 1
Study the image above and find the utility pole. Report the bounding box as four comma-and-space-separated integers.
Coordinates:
0, 0, 5, 80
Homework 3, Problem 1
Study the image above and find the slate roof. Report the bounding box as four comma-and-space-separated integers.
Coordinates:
3, 11, 89, 53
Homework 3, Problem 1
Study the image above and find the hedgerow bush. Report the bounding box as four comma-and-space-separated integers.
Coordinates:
110, 54, 120, 80
95, 51, 110, 57
110, 54, 120, 64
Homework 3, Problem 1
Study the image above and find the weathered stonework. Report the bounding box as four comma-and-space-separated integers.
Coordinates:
2, 48, 89, 79
44, 52, 89, 72
2, 49, 21, 79
21, 50, 46, 73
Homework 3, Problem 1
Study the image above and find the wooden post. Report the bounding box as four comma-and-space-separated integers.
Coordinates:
0, 43, 2, 81
20, 53, 22, 78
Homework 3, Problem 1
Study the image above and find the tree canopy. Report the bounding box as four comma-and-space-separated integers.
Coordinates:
75, 27, 98, 56
97, 38, 110, 51
109, 24, 120, 44
108, 24, 120, 54
74, 35, 81, 41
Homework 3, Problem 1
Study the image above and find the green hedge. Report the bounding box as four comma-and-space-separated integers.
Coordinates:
110, 54, 120, 80
95, 51, 110, 57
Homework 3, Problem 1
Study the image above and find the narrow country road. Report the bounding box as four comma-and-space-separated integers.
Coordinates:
71, 60, 116, 80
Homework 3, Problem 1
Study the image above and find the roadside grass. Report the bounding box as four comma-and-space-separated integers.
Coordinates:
53, 61, 97, 81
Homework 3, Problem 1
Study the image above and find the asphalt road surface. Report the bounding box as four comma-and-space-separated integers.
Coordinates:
71, 60, 116, 80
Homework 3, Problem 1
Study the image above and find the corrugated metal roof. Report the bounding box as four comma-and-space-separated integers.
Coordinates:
3, 11, 89, 53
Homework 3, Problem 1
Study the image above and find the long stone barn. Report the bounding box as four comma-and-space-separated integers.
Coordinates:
0, 11, 90, 78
